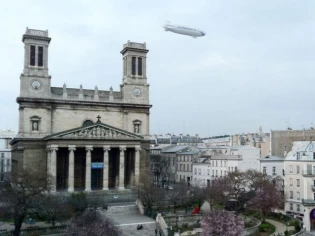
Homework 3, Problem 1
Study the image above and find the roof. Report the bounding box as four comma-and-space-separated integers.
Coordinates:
162, 145, 191, 153
260, 155, 284, 161
230, 145, 259, 150
178, 150, 200, 155
286, 141, 315, 161
150, 144, 174, 150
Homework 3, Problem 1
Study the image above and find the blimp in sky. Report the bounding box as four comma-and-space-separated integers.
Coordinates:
162, 22, 206, 38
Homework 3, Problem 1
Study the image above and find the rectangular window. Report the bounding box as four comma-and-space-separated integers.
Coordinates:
297, 204, 300, 212
138, 57, 142, 76
194, 168, 197, 174
38, 46, 43, 67
297, 179, 300, 187
216, 170, 218, 176
198, 168, 201, 175
272, 167, 276, 175
290, 178, 293, 186
235, 166, 237, 172
290, 165, 293, 173
297, 166, 300, 174
313, 152, 315, 160
290, 191, 293, 199
212, 170, 214, 176
30, 45, 36, 66
263, 167, 266, 174
220, 170, 222, 176
290, 203, 293, 210
297, 192, 300, 200
207, 169, 210, 175
131, 57, 136, 75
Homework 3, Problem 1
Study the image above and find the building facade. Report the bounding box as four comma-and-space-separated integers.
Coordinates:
284, 141, 315, 231
0, 130, 15, 181
11, 28, 152, 192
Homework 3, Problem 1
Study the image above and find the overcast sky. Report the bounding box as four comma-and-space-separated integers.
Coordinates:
1, 0, 315, 137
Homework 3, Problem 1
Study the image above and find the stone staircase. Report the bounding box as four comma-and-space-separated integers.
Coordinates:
103, 204, 159, 236
106, 204, 140, 216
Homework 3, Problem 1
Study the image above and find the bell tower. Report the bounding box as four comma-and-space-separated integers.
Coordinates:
20, 28, 51, 98
120, 41, 149, 104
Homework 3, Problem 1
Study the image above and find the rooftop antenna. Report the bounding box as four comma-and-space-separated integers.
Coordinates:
285, 117, 292, 130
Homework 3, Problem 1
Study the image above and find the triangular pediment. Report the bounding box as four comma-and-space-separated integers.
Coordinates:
43, 122, 143, 140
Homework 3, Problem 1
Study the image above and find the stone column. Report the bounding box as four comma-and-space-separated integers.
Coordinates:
135, 145, 141, 186
68, 145, 76, 192
46, 146, 51, 179
103, 146, 110, 190
85, 145, 93, 192
50, 145, 58, 192
119, 145, 126, 190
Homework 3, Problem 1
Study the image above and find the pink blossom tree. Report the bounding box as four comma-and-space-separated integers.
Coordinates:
201, 210, 244, 236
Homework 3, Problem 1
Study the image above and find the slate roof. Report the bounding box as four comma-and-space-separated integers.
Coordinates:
162, 145, 191, 153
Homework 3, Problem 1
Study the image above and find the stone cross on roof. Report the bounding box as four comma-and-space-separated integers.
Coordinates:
96, 115, 101, 123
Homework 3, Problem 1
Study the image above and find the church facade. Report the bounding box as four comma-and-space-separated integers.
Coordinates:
11, 28, 152, 192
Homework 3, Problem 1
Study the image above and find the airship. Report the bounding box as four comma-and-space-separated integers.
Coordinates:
162, 22, 206, 38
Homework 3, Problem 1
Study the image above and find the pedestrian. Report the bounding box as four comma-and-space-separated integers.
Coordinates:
159, 230, 162, 236
155, 228, 158, 236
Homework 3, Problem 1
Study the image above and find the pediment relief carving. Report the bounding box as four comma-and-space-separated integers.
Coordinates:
49, 125, 142, 140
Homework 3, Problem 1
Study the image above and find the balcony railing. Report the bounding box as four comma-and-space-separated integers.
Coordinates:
302, 199, 315, 205
302, 170, 315, 177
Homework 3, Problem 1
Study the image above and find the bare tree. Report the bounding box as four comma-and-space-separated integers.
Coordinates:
67, 209, 121, 236
138, 180, 164, 213
0, 169, 52, 236
213, 170, 273, 214
247, 180, 284, 222
35, 194, 74, 226
166, 183, 188, 213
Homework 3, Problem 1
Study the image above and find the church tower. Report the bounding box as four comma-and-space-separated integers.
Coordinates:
20, 28, 51, 98
120, 41, 149, 104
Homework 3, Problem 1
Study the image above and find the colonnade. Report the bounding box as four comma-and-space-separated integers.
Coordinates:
46, 144, 141, 192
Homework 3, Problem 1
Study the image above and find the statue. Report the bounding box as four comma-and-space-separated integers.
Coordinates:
32, 121, 38, 131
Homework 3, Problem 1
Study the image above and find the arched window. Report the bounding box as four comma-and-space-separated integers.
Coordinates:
82, 120, 94, 127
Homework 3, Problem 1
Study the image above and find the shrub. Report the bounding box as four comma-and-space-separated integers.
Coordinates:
69, 192, 88, 213
295, 221, 301, 232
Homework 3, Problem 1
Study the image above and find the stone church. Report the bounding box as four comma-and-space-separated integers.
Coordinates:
11, 28, 152, 192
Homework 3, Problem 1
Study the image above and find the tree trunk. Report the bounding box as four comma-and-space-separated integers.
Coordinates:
14, 215, 24, 236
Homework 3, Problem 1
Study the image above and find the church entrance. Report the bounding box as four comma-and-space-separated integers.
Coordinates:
310, 209, 315, 231
56, 148, 69, 190
125, 149, 135, 188
109, 148, 120, 188
91, 148, 103, 190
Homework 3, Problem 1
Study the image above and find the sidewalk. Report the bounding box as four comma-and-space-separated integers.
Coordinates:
266, 219, 294, 235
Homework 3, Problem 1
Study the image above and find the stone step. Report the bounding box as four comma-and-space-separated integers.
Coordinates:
106, 204, 139, 216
